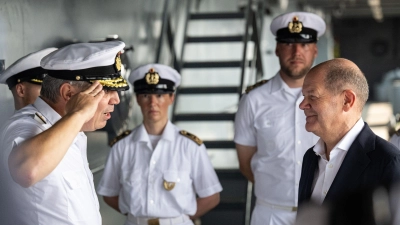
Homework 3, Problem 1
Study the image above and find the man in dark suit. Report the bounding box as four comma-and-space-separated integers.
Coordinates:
297, 58, 400, 208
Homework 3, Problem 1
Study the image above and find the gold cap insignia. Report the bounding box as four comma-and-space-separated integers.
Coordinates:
115, 52, 122, 72
163, 180, 175, 191
76, 76, 81, 80
288, 16, 303, 33
145, 68, 160, 85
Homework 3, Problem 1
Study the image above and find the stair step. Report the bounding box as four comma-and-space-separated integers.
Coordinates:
203, 140, 236, 149
174, 113, 235, 121
186, 35, 243, 43
190, 12, 245, 20
182, 61, 242, 68
178, 86, 240, 94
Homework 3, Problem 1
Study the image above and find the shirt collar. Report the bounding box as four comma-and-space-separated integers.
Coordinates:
32, 97, 62, 125
313, 118, 365, 156
335, 118, 365, 151
270, 72, 285, 94
133, 120, 175, 143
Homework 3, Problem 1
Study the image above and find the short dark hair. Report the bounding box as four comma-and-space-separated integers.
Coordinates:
40, 75, 91, 103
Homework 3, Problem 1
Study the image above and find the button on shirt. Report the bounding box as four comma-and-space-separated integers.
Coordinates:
0, 97, 101, 225
234, 74, 319, 207
311, 118, 365, 204
97, 121, 222, 221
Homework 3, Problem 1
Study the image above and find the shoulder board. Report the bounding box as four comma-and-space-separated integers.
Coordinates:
34, 112, 47, 124
109, 130, 132, 147
245, 79, 269, 94
396, 129, 400, 136
179, 130, 203, 146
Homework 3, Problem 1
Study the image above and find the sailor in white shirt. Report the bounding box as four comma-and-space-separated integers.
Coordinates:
0, 41, 129, 225
0, 47, 57, 110
234, 12, 325, 225
97, 64, 222, 225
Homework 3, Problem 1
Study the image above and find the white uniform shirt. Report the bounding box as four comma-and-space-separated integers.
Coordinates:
97, 121, 222, 221
311, 118, 365, 204
234, 74, 319, 207
0, 97, 101, 225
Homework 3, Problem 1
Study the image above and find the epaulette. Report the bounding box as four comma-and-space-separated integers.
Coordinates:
109, 130, 132, 147
396, 129, 400, 136
245, 79, 269, 94
179, 130, 203, 146
34, 112, 47, 124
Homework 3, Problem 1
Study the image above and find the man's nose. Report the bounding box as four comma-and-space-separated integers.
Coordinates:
109, 91, 120, 105
299, 98, 308, 110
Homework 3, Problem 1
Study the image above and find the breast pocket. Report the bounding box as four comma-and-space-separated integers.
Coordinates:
63, 170, 97, 222
163, 171, 193, 207
120, 171, 143, 210
254, 115, 286, 153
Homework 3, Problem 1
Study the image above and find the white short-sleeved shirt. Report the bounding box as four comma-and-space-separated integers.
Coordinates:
234, 74, 319, 207
0, 97, 101, 225
97, 121, 222, 222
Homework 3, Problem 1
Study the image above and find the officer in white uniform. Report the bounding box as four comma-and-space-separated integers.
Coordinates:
234, 12, 326, 225
97, 64, 223, 225
0, 48, 57, 110
0, 41, 129, 225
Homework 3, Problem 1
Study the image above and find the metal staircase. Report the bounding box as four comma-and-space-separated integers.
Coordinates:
156, 0, 264, 224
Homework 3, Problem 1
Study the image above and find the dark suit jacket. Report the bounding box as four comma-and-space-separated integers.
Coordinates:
298, 123, 400, 207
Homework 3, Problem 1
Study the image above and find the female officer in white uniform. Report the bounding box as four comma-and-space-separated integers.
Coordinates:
97, 64, 222, 225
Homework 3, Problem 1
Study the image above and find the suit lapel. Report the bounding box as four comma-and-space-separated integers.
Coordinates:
324, 123, 374, 202
304, 151, 319, 199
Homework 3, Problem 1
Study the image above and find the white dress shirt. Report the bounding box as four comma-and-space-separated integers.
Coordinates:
234, 74, 319, 225
311, 118, 365, 204
97, 121, 222, 225
0, 97, 101, 225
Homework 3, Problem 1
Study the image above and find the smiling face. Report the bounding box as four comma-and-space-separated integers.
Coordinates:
276, 42, 318, 80
299, 67, 344, 138
136, 93, 174, 125
82, 90, 120, 131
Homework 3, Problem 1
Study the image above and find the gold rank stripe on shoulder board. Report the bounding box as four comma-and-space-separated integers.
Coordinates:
179, 130, 203, 146
109, 130, 132, 147
34, 112, 47, 124
245, 79, 269, 94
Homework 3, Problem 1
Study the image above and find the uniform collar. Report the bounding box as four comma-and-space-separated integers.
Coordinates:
134, 120, 175, 143
270, 72, 285, 94
32, 97, 62, 125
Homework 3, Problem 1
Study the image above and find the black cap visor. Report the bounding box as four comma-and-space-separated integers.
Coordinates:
276, 27, 318, 43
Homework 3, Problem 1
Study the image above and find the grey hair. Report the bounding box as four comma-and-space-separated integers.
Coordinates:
40, 75, 91, 103
323, 62, 369, 110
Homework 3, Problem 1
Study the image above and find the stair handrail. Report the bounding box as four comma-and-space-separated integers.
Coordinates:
239, 0, 265, 96
155, 0, 179, 71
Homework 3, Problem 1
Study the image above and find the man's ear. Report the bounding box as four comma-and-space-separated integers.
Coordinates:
59, 82, 75, 101
342, 89, 356, 112
14, 83, 25, 97
275, 44, 280, 57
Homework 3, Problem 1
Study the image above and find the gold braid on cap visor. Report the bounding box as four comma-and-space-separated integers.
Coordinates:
89, 76, 129, 88
30, 79, 43, 83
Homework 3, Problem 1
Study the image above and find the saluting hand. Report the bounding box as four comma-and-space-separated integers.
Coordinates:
65, 81, 105, 123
